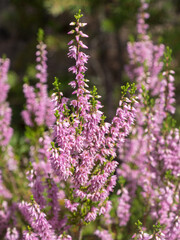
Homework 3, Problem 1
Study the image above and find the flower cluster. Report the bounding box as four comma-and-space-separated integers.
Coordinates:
19, 200, 57, 240
0, 171, 12, 199
116, 0, 180, 238
117, 187, 131, 226
0, 58, 13, 147
0, 2, 180, 240
95, 229, 113, 240
50, 10, 136, 226
21, 29, 55, 128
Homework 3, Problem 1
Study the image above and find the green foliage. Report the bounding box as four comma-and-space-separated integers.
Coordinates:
153, 221, 163, 234
129, 83, 136, 96
27, 225, 32, 233
1, 1, 180, 239
121, 82, 130, 97
90, 85, 99, 111
130, 186, 152, 230
30, 194, 35, 203
100, 114, 106, 125
54, 109, 60, 120
164, 46, 172, 67
121, 82, 136, 98
164, 169, 177, 183
37, 28, 44, 42
141, 85, 155, 108
162, 114, 176, 132
63, 104, 70, 117
53, 77, 61, 93
74, 9, 83, 20
118, 176, 126, 186
135, 219, 142, 230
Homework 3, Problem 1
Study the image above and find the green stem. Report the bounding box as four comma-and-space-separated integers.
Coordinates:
78, 225, 83, 240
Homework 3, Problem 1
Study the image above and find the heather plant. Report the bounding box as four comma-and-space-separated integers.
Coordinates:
0, 1, 180, 240
108, 0, 179, 239
49, 10, 136, 238
89, 1, 180, 239
0, 57, 20, 238
21, 28, 55, 172
6, 9, 136, 240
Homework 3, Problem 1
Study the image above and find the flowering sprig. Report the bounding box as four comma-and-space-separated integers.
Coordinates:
0, 57, 21, 239
95, 229, 113, 240
21, 28, 56, 178
0, 58, 13, 147
19, 197, 57, 240
4, 227, 19, 240
22, 28, 55, 128
20, 29, 65, 238
117, 1, 180, 238
50, 10, 136, 231
1, 3, 179, 239
132, 221, 165, 240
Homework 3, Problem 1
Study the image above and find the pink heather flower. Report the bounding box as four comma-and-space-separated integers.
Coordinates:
5, 146, 17, 171
132, 231, 153, 240
0, 58, 13, 147
22, 231, 39, 240
68, 46, 77, 60
0, 201, 12, 234
58, 234, 72, 240
99, 200, 112, 225
95, 229, 113, 240
67, 30, 75, 35
30, 173, 46, 209
119, 1, 179, 238
19, 201, 56, 240
22, 37, 55, 127
68, 80, 76, 88
50, 12, 136, 223
137, 0, 150, 39
132, 228, 165, 240
65, 199, 79, 212
79, 23, 87, 27
22, 36, 57, 227
46, 177, 61, 229
79, 31, 88, 38
85, 207, 98, 222
79, 41, 88, 49
117, 188, 131, 226
0, 58, 10, 103
0, 171, 12, 199
30, 132, 53, 175
69, 22, 76, 26
5, 227, 19, 240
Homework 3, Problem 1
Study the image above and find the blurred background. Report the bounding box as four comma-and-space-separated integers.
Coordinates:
0, 0, 180, 134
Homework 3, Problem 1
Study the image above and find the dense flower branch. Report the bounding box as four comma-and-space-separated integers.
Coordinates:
50, 10, 136, 229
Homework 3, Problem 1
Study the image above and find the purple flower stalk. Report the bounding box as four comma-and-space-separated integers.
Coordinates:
19, 200, 57, 240
50, 10, 136, 225
95, 229, 113, 240
22, 231, 39, 240
118, 1, 180, 238
0, 58, 13, 147
0, 171, 12, 199
117, 188, 131, 226
22, 31, 55, 127
5, 227, 19, 240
